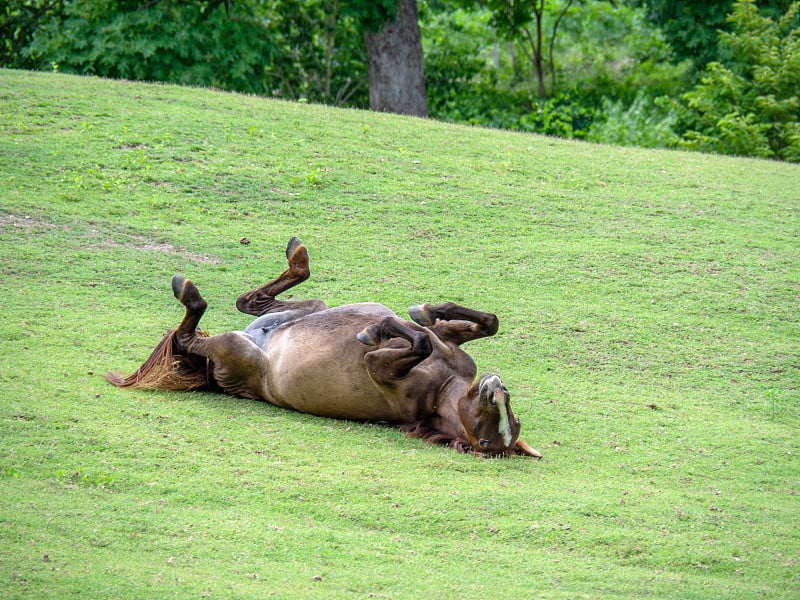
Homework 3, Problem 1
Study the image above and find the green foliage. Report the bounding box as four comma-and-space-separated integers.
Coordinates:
630, 0, 735, 72
341, 0, 399, 32
588, 91, 679, 148
631, 0, 794, 74
676, 0, 800, 161
476, 0, 689, 102
515, 90, 595, 137
421, 6, 517, 126
0, 0, 64, 69
485, 0, 579, 98
16, 0, 371, 106
556, 1, 691, 103
261, 0, 369, 106
24, 0, 276, 94
423, 1, 685, 140
423, 12, 597, 139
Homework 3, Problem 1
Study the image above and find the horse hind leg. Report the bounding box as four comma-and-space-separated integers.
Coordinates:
236, 237, 325, 316
171, 274, 209, 352
172, 275, 273, 400
105, 274, 211, 391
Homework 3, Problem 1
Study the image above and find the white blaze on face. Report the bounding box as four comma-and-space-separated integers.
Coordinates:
495, 387, 513, 447
482, 375, 513, 448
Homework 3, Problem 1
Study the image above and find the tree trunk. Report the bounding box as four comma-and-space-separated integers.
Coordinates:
532, 3, 547, 99
363, 0, 427, 117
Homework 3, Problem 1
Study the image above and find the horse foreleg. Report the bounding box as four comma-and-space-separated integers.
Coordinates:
236, 237, 320, 316
408, 302, 499, 346
358, 317, 433, 382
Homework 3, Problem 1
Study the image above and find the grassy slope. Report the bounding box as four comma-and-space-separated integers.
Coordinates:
0, 69, 798, 599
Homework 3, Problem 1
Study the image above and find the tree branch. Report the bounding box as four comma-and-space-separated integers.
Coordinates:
548, 0, 575, 96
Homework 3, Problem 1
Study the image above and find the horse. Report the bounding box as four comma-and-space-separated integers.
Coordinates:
107, 238, 541, 458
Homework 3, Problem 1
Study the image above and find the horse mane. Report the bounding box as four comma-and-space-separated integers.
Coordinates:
399, 422, 473, 454
105, 329, 212, 391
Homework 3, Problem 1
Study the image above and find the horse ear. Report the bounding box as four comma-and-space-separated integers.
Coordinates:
514, 439, 542, 458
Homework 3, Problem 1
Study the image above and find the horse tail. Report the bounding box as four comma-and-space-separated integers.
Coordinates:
105, 329, 213, 391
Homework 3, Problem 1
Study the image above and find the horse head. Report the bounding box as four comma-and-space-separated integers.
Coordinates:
458, 374, 542, 458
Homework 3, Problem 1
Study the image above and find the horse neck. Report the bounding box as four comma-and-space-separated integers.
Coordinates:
431, 377, 469, 441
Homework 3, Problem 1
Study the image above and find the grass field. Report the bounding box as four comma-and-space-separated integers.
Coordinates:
1, 69, 798, 599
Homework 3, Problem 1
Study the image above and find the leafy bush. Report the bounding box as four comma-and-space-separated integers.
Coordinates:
421, 6, 498, 121
588, 91, 679, 149
422, 1, 686, 142
20, 0, 369, 106
675, 0, 800, 162
1, 0, 60, 69
630, 0, 793, 77
555, 0, 691, 103
514, 91, 596, 138
24, 1, 276, 94
260, 0, 368, 107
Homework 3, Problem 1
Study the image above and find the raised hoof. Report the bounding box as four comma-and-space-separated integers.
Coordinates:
172, 274, 207, 312
356, 327, 378, 346
286, 237, 303, 260
478, 374, 504, 406
409, 304, 434, 326
172, 274, 187, 300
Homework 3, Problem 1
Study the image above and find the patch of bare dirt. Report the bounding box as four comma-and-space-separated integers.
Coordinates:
125, 235, 221, 264
0, 214, 58, 231
1, 213, 221, 264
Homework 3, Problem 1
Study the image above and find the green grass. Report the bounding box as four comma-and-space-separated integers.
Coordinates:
1, 69, 798, 599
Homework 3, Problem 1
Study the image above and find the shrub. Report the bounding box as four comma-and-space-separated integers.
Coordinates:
676, 0, 800, 162
588, 91, 679, 149
24, 1, 277, 95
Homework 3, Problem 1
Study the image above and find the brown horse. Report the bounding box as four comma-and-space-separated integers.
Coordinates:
107, 238, 541, 458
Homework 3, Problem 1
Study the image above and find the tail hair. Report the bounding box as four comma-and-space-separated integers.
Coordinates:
105, 329, 212, 391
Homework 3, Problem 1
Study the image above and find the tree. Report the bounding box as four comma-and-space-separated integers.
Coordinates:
1, 0, 64, 69
19, 0, 279, 95
486, 0, 578, 98
362, 0, 428, 116
675, 0, 800, 161
6, 0, 428, 117
631, 0, 795, 74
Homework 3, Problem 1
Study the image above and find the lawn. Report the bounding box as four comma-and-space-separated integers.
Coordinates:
0, 69, 798, 599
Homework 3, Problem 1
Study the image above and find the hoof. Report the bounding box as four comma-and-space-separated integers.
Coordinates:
172, 274, 187, 300
172, 274, 206, 312
356, 327, 378, 346
286, 237, 303, 260
409, 305, 434, 326
478, 374, 504, 406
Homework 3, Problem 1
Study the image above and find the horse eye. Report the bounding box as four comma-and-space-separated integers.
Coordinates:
479, 439, 490, 448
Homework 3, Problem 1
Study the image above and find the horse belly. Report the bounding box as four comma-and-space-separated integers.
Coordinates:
261, 326, 406, 422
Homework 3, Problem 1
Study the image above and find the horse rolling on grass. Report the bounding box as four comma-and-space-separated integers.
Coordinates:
107, 238, 541, 458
